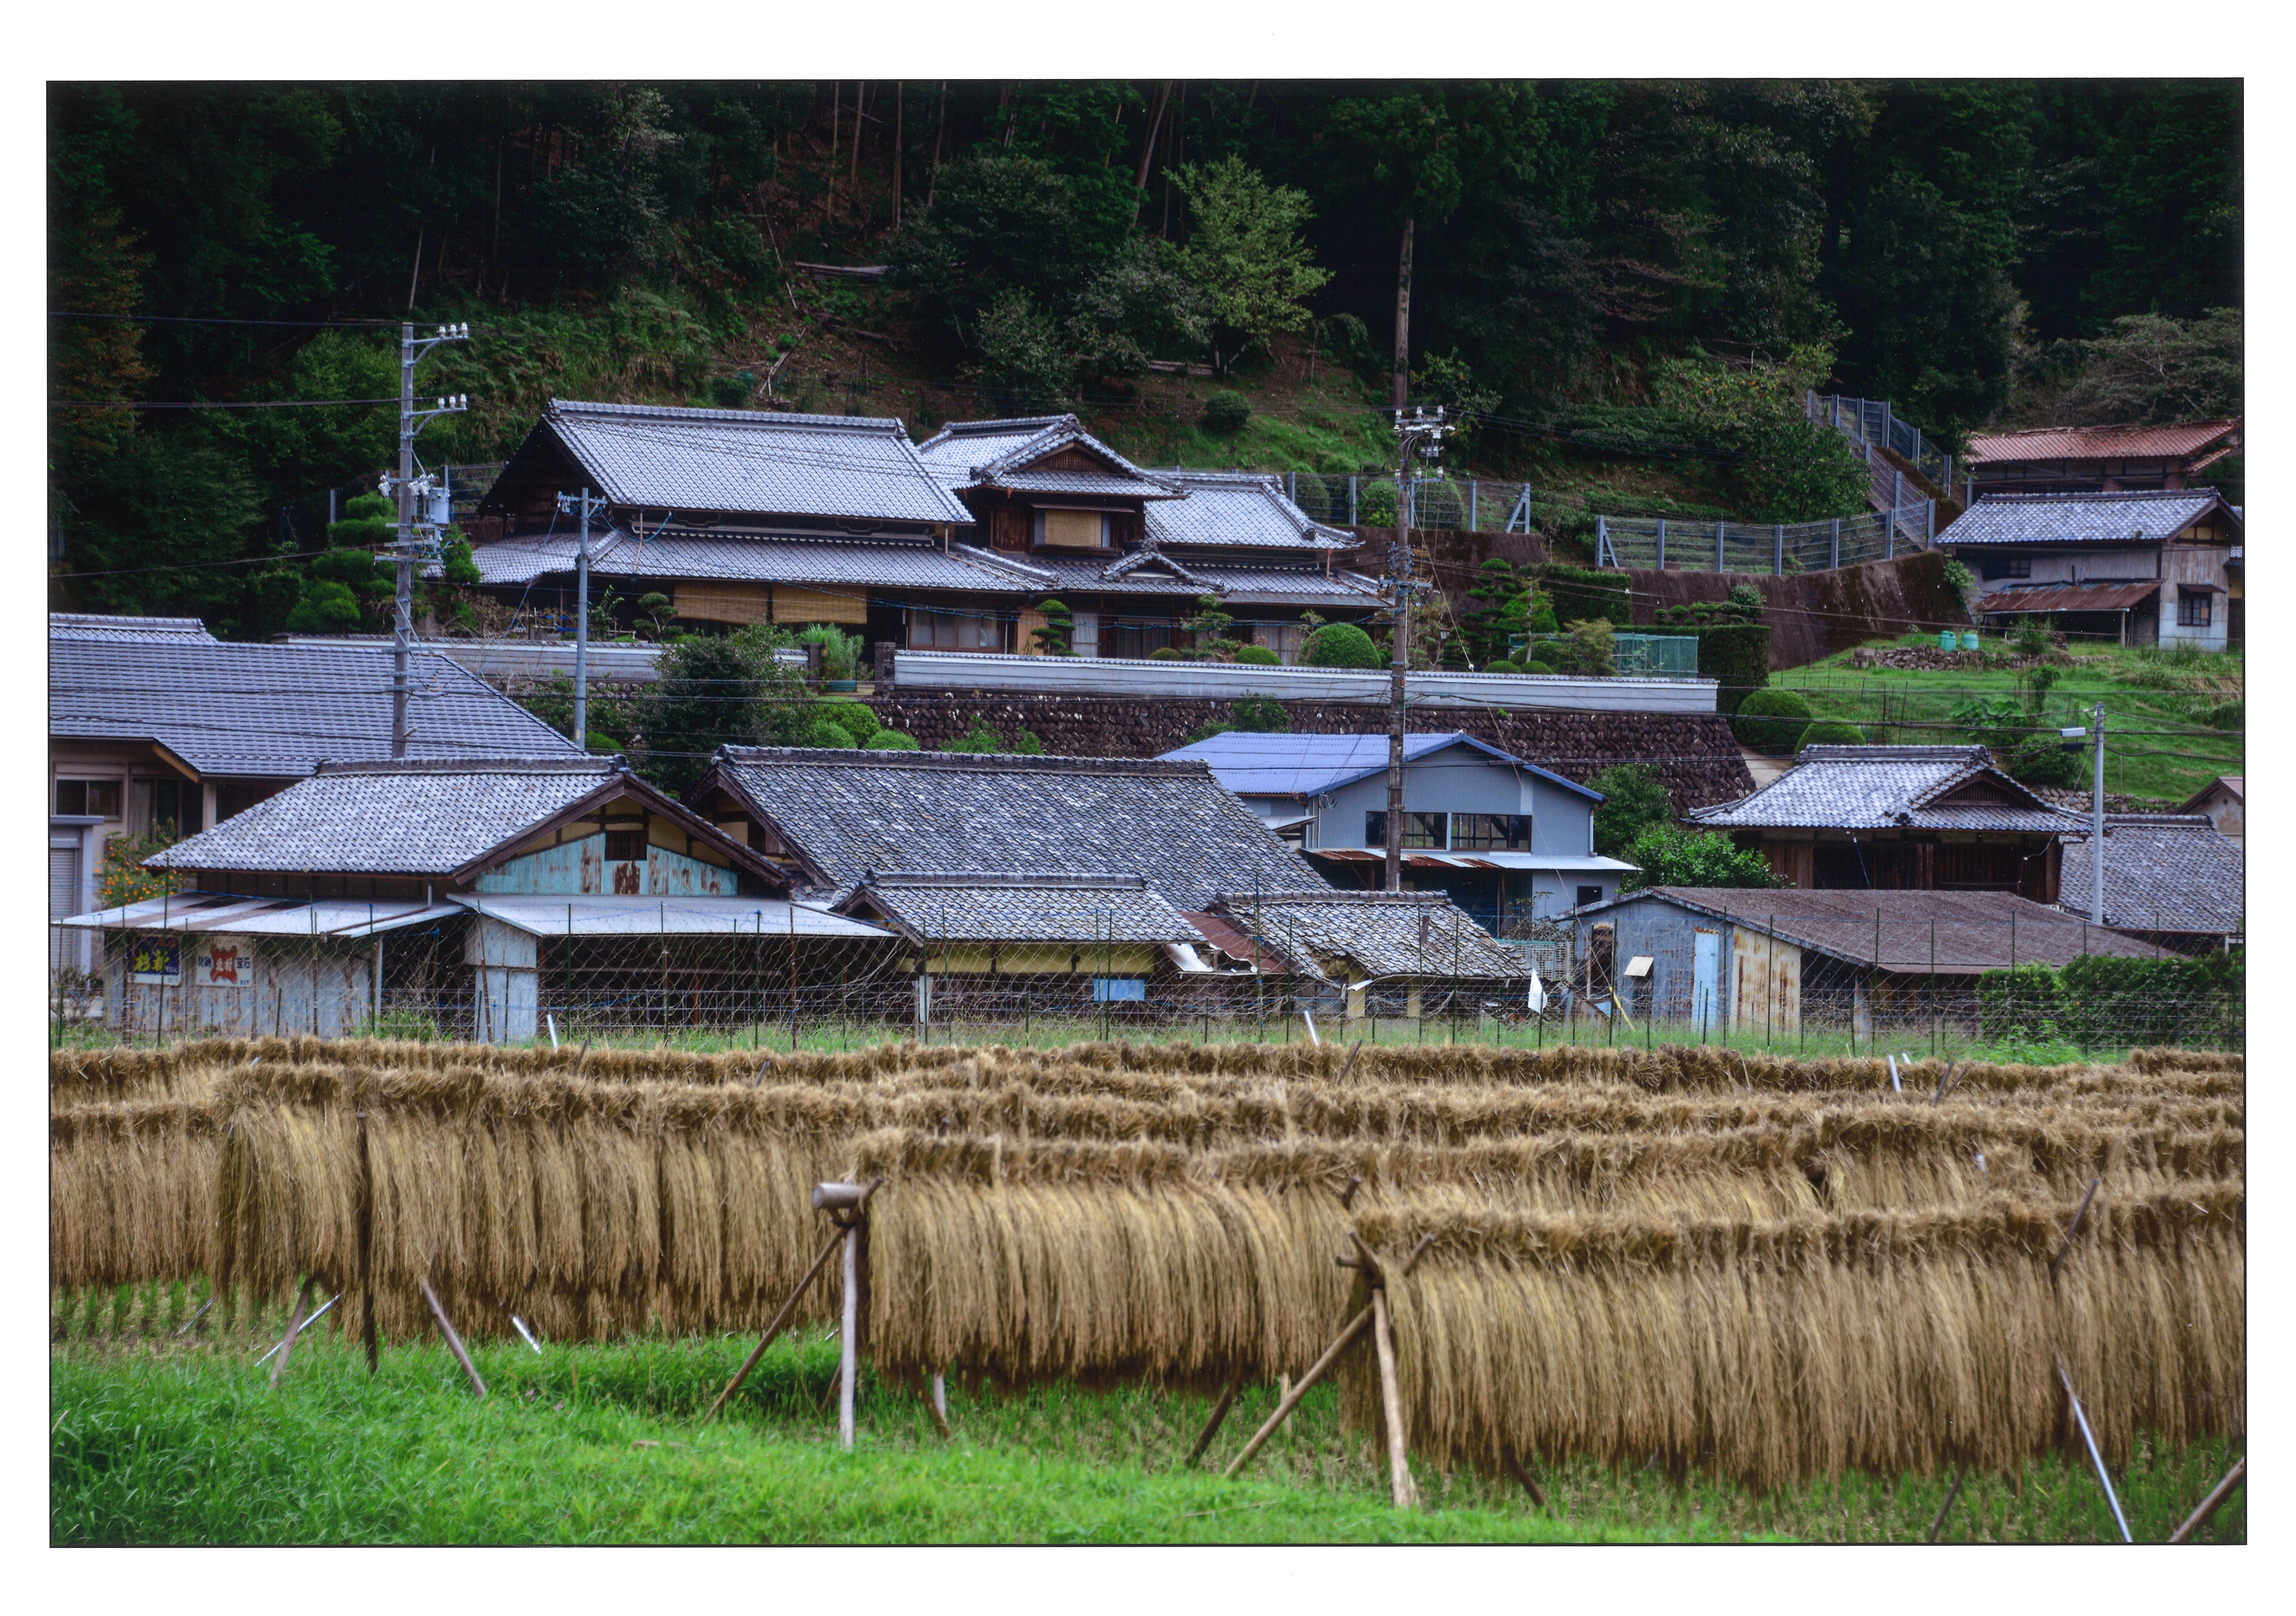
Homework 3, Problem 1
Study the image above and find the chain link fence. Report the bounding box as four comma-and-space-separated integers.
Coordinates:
53, 904, 2240, 1060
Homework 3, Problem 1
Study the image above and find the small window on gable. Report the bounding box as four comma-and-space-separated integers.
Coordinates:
605, 827, 647, 862
1036, 509, 1107, 549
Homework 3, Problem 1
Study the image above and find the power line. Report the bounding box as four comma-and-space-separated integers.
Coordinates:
49, 311, 401, 328
51, 398, 403, 411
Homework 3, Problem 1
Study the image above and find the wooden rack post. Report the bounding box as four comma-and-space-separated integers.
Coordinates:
420, 1278, 488, 1399
812, 1179, 883, 1451
267, 1276, 318, 1388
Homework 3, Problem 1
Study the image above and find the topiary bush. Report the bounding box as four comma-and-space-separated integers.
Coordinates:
801, 718, 859, 748
1796, 720, 1867, 749
1235, 644, 1280, 665
813, 699, 881, 745
1203, 391, 1251, 432
1731, 689, 1815, 753
1694, 623, 1772, 714
867, 730, 920, 750
1303, 622, 1381, 668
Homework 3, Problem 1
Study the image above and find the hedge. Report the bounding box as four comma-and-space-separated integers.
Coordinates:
1974, 952, 2243, 1050
1692, 623, 1771, 714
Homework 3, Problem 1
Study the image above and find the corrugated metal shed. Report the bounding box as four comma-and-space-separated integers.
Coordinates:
453, 893, 889, 938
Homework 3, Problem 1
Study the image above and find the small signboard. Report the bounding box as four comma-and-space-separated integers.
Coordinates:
197, 936, 256, 989
128, 935, 182, 985
1624, 955, 1655, 979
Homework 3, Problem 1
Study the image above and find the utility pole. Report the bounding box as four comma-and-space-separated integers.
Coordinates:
385, 322, 470, 757
2089, 701, 2106, 925
556, 487, 608, 748
1384, 406, 1449, 893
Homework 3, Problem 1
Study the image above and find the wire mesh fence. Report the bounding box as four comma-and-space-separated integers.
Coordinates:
53, 906, 2241, 1060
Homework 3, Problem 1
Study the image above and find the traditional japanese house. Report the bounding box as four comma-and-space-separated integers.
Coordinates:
56, 756, 894, 1042
1963, 420, 2241, 497
1201, 889, 1529, 1024
1933, 488, 2241, 649
1684, 744, 2088, 901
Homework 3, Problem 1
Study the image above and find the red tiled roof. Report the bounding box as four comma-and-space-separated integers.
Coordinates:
1966, 420, 2240, 466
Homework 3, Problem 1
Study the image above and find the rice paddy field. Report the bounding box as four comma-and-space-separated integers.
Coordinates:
51, 1035, 2244, 1545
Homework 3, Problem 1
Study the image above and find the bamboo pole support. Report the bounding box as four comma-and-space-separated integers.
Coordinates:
702, 1226, 845, 1422
1926, 1464, 1968, 1542
420, 1278, 488, 1399
1370, 1286, 1417, 1508
1500, 1448, 1550, 1514
2056, 1355, 2131, 1542
1185, 1379, 1242, 1466
2049, 1176, 2103, 1284
357, 1107, 378, 1374
1223, 1306, 1373, 1479
2167, 1457, 2244, 1543
811, 1179, 882, 1452
267, 1276, 317, 1387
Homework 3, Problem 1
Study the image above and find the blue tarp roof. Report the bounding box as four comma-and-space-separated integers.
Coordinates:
1158, 732, 1603, 803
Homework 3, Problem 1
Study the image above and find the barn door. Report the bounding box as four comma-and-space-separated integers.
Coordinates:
1692, 928, 1720, 1035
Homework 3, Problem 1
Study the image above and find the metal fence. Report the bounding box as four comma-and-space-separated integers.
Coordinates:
1808, 392, 1956, 496
52, 909, 2241, 1059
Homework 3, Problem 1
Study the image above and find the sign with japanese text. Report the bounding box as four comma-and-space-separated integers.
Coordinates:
197, 936, 256, 989
128, 934, 181, 985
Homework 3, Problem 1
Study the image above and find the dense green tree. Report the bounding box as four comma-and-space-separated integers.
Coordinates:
1619, 824, 1786, 891
1169, 156, 1330, 374
1586, 764, 1676, 858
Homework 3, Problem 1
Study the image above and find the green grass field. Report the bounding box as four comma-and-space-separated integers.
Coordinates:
1772, 635, 2241, 804
52, 1319, 2242, 1546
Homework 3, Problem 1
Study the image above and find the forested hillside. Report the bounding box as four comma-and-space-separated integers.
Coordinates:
49, 81, 2240, 637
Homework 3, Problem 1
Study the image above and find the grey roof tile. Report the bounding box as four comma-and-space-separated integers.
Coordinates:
1936, 489, 2237, 547
528, 399, 975, 525
1209, 890, 1526, 981
2057, 815, 2244, 936
49, 613, 219, 642
50, 632, 584, 778
1686, 745, 2085, 833
915, 415, 1180, 498
149, 758, 633, 875
847, 873, 1205, 944
1145, 471, 1355, 551
706, 747, 1328, 910
1023, 553, 1383, 605
471, 526, 1038, 592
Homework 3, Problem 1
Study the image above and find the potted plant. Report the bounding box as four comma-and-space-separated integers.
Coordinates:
799, 624, 863, 691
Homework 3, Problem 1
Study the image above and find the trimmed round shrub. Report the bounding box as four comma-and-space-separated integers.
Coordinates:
584, 732, 623, 754
801, 718, 858, 749
1303, 622, 1382, 669
1149, 646, 1186, 660
814, 698, 881, 744
1795, 720, 1867, 750
1485, 658, 1524, 674
865, 730, 920, 751
1235, 644, 1280, 665
1203, 391, 1251, 433
1731, 689, 1816, 753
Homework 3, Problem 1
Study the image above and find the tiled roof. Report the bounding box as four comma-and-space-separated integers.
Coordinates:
2057, 815, 2244, 936
149, 758, 636, 875
1589, 886, 2170, 973
512, 399, 974, 525
471, 526, 1039, 593
1023, 552, 1384, 605
49, 632, 584, 778
2179, 775, 2242, 812
703, 747, 1328, 910
1161, 731, 1602, 802
49, 613, 219, 642
1966, 420, 2240, 465
1145, 471, 1355, 551
915, 415, 1181, 499
1686, 745, 2084, 833
1936, 489, 2235, 548
1208, 890, 1527, 982
846, 872, 1205, 945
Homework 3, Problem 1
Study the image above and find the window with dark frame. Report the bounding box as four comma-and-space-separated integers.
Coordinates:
2177, 591, 2213, 628
1363, 811, 1447, 848
605, 826, 647, 862
1450, 813, 1532, 850
1576, 885, 1603, 908
54, 778, 122, 819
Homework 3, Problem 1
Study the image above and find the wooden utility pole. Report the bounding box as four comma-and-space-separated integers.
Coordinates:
1392, 217, 1415, 410
1384, 408, 1449, 893
892, 84, 903, 230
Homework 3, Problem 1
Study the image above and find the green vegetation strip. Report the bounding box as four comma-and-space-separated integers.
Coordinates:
53, 1332, 2238, 1546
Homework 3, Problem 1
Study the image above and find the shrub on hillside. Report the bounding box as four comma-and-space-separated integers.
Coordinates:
1732, 689, 1816, 753
1203, 392, 1252, 432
